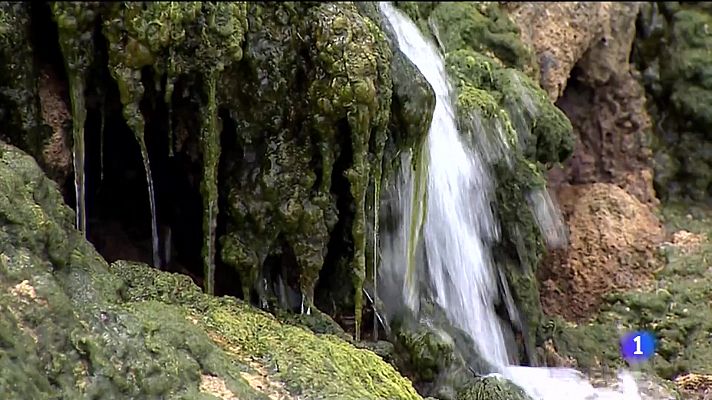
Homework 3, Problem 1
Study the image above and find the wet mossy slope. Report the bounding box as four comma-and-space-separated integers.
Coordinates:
0, 140, 423, 399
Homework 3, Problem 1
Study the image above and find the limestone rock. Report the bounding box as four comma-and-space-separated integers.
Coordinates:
506, 2, 613, 101
538, 183, 664, 320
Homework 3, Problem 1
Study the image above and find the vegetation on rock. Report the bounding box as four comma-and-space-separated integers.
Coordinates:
0, 140, 423, 399
541, 202, 712, 383
394, 1, 574, 370
635, 2, 712, 202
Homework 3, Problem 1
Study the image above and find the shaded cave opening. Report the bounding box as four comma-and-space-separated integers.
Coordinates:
25, 2, 383, 340
26, 2, 209, 292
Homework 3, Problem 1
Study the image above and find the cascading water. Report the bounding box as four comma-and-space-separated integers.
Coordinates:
379, 3, 644, 399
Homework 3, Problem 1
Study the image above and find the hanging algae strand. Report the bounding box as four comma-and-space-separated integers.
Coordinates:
406, 138, 429, 311
346, 110, 372, 342
372, 178, 380, 340
51, 3, 97, 236
200, 72, 221, 295
68, 78, 87, 235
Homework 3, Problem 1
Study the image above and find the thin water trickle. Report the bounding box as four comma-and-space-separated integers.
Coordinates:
379, 3, 644, 399
140, 152, 162, 269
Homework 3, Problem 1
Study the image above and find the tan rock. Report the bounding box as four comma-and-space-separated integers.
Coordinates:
538, 183, 664, 321
506, 2, 613, 101
515, 2, 658, 207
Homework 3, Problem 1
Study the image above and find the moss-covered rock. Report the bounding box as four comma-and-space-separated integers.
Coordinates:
541, 203, 712, 381
0, 139, 423, 399
635, 3, 712, 201
388, 302, 495, 400
0, 2, 426, 342
456, 376, 533, 400
395, 1, 574, 368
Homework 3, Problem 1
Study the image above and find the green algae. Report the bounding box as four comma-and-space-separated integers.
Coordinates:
0, 140, 266, 399
99, 2, 248, 285
200, 72, 220, 295
635, 4, 712, 201
51, 2, 101, 236
213, 3, 393, 335
307, 3, 393, 336
398, 1, 539, 79
114, 260, 423, 400
0, 139, 424, 400
389, 302, 496, 399
102, 4, 164, 268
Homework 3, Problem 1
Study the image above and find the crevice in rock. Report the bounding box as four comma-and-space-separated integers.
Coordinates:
47, 24, 209, 291
215, 106, 243, 298
28, 2, 73, 187
316, 117, 356, 328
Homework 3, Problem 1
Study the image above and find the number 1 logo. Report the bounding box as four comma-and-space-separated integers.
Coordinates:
620, 331, 655, 362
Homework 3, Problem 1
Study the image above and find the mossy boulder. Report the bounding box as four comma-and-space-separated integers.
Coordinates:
0, 139, 423, 399
456, 376, 533, 400
388, 302, 495, 400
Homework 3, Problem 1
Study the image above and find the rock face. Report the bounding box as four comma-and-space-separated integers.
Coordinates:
538, 183, 664, 321
635, 3, 712, 202
0, 140, 423, 400
506, 2, 613, 101
0, 2, 577, 398
509, 2, 658, 206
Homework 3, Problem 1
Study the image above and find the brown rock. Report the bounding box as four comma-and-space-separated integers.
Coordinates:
538, 183, 664, 321
38, 67, 72, 184
535, 2, 658, 207
550, 72, 658, 206
507, 2, 613, 101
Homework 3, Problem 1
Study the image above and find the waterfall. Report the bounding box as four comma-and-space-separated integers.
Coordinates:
379, 3, 643, 399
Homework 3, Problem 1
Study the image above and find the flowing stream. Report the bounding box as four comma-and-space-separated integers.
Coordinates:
379, 3, 644, 399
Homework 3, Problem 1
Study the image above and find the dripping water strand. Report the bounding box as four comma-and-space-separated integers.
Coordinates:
138, 139, 161, 269
99, 89, 106, 184
69, 79, 87, 236
165, 75, 176, 158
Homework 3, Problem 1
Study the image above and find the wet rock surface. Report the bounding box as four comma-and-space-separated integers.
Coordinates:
0, 140, 423, 400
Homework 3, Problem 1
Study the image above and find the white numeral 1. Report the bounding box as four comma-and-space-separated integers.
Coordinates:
633, 335, 643, 355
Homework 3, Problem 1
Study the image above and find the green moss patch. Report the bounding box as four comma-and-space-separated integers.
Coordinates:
0, 140, 423, 399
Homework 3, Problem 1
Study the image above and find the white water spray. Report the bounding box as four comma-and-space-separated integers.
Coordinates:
379, 3, 644, 399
